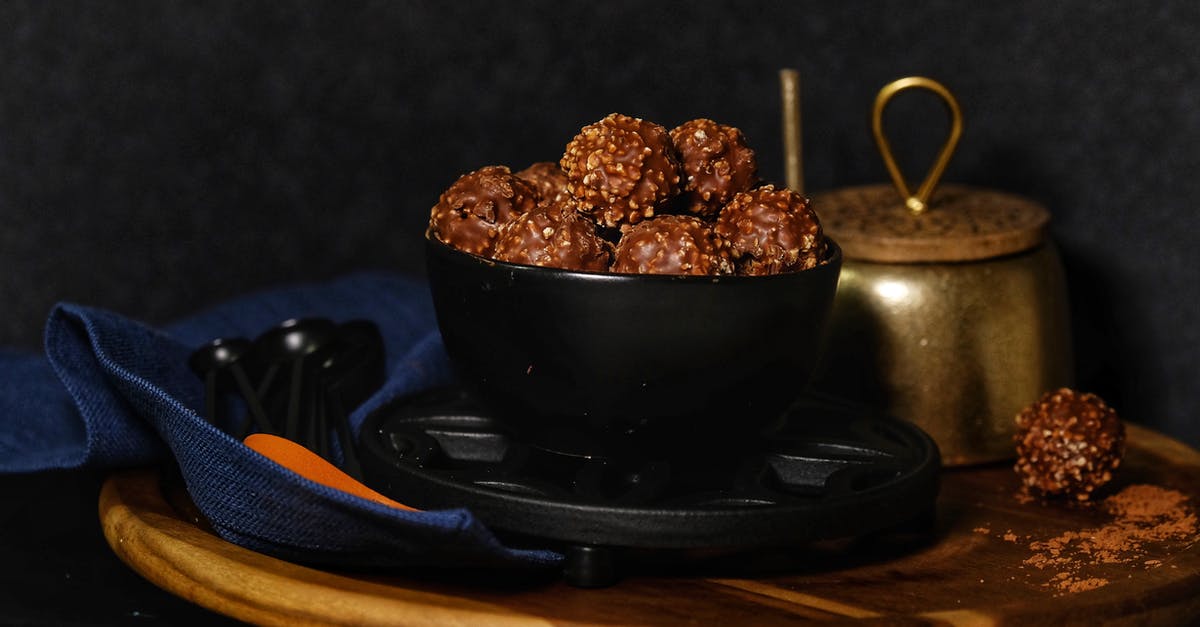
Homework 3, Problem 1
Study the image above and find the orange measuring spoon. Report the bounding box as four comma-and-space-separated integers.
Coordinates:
245, 433, 419, 511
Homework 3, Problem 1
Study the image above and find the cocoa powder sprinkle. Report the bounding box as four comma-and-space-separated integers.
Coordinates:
1021, 484, 1197, 594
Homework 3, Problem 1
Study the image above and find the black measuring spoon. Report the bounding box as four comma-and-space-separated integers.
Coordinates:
253, 318, 338, 443
187, 337, 273, 434
320, 320, 386, 480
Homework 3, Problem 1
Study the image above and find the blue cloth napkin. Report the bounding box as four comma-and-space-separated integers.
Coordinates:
0, 273, 562, 570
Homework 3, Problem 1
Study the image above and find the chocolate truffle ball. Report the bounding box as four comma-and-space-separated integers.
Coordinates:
669, 118, 759, 218
516, 161, 572, 209
1014, 388, 1126, 501
612, 215, 733, 275
492, 200, 612, 272
428, 165, 539, 256
714, 185, 825, 275
560, 113, 682, 228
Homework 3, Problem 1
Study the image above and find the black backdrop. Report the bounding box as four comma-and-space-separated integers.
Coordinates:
2, 1, 1198, 445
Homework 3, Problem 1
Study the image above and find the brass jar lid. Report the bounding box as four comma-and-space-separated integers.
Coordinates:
813, 77, 1049, 264
814, 183, 1049, 263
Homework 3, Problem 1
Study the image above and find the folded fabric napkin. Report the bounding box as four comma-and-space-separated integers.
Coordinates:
0, 273, 562, 570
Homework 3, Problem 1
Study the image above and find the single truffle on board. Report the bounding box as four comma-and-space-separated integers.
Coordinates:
714, 185, 825, 275
492, 200, 613, 272
1014, 388, 1126, 501
669, 118, 759, 218
611, 214, 733, 275
428, 165, 539, 256
560, 113, 682, 228
515, 161, 572, 209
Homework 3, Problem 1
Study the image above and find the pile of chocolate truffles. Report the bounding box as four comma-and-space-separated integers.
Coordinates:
427, 113, 828, 275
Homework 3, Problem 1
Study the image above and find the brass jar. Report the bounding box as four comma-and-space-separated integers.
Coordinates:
810, 184, 1073, 465
805, 77, 1073, 465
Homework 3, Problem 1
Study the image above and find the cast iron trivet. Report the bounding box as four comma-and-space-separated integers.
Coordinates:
359, 387, 941, 587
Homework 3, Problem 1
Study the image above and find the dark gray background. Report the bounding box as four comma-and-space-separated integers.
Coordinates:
2, 1, 1198, 448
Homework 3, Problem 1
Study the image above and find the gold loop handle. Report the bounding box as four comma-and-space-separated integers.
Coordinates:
872, 76, 963, 214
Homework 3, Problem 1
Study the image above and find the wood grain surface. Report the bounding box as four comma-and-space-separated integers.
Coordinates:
99, 423, 1200, 626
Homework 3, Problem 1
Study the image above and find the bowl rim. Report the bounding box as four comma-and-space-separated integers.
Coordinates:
426, 235, 842, 284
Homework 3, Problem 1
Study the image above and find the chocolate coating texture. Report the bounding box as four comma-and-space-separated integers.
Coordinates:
612, 214, 733, 275
560, 113, 682, 228
670, 119, 759, 218
492, 200, 612, 272
715, 185, 825, 275
428, 165, 539, 256
1014, 388, 1125, 501
515, 161, 572, 209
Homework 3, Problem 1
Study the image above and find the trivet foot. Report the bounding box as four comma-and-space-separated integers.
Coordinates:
563, 545, 619, 588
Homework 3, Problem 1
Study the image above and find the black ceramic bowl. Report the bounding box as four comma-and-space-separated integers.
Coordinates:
425, 237, 843, 457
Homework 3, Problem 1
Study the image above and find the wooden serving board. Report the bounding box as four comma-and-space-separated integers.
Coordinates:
100, 424, 1200, 626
